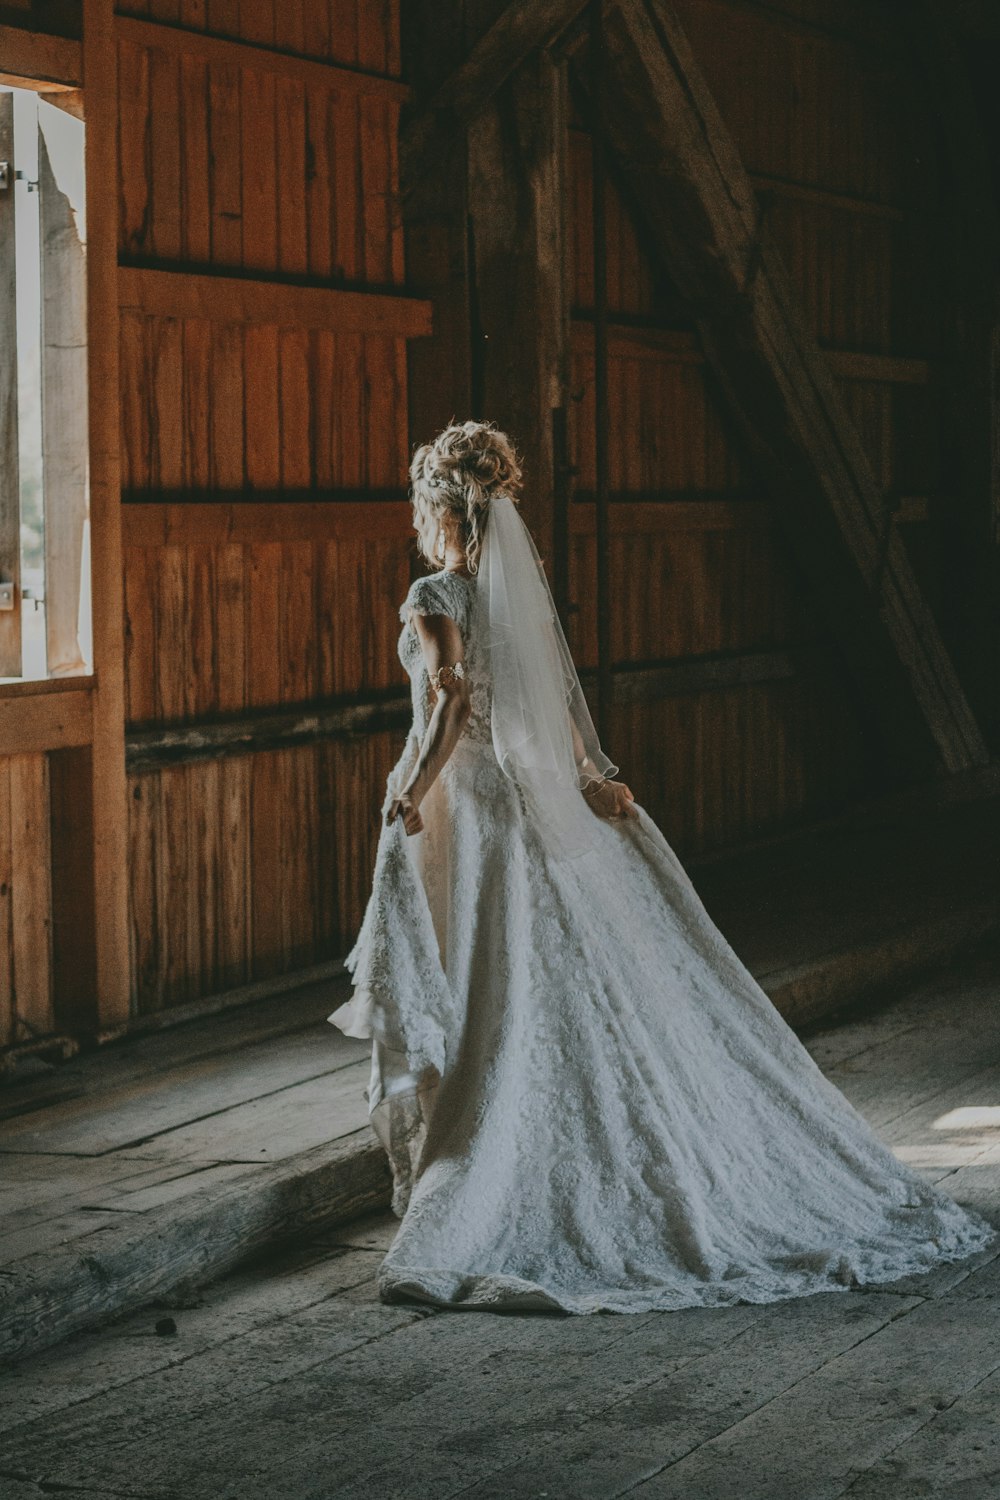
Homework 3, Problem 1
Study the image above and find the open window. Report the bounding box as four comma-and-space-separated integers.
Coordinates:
0, 83, 90, 682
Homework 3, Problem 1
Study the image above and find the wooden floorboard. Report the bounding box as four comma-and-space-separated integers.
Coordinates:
113, 1062, 372, 1165
0, 1038, 367, 1157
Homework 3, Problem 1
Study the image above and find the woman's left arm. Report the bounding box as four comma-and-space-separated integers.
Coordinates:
386, 610, 471, 835
569, 705, 638, 821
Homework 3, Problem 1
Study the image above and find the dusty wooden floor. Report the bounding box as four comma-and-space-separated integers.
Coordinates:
0, 985, 371, 1273
3, 941, 1000, 1500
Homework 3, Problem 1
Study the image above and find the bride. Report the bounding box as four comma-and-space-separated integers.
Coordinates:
329, 419, 997, 1314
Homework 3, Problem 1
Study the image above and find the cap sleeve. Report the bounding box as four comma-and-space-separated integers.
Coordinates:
399, 575, 451, 624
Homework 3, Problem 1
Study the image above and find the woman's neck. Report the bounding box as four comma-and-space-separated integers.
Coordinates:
441, 546, 471, 576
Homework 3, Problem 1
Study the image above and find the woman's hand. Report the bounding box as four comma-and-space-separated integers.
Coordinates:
386, 792, 424, 836
583, 779, 638, 822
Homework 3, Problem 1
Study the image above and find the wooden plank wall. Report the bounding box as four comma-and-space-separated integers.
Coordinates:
0, 753, 53, 1047
0, 0, 974, 1039
564, 0, 951, 854
116, 0, 420, 1016
675, 0, 947, 584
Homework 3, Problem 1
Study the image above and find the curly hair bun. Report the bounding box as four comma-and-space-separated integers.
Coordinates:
409, 420, 523, 575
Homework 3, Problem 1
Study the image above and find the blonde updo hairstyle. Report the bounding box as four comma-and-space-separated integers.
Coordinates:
409, 420, 523, 576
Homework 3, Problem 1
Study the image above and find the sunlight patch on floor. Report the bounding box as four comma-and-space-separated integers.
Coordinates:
893, 1106, 1000, 1172
895, 1142, 994, 1171
933, 1106, 1000, 1130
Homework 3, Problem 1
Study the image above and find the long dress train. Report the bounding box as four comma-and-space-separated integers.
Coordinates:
329, 568, 998, 1315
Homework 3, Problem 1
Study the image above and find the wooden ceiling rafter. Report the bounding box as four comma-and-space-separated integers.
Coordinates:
399, 0, 590, 194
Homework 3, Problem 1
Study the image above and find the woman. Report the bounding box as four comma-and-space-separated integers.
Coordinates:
330, 420, 996, 1315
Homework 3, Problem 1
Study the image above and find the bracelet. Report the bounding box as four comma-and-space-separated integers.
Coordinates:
582, 776, 609, 798
429, 661, 466, 692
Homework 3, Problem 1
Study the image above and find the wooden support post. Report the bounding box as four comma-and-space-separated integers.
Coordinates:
0, 93, 22, 679
83, 0, 131, 1031
402, 2, 572, 567
465, 25, 569, 562
38, 118, 88, 677
400, 3, 474, 463
585, 0, 988, 777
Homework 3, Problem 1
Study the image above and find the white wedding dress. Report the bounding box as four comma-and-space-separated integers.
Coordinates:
329, 567, 997, 1314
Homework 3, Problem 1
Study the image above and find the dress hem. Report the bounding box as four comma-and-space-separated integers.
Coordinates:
376, 1214, 1000, 1317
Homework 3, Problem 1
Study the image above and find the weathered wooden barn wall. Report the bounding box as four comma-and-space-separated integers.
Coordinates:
562, 0, 963, 853
0, 0, 994, 1044
113, 0, 426, 1015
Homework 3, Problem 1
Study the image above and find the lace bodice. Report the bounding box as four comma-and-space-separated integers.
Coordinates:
398, 570, 493, 748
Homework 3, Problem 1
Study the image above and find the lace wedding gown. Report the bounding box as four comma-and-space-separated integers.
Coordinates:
329, 568, 997, 1314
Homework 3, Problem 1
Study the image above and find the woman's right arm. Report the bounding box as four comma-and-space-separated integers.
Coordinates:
386, 610, 471, 835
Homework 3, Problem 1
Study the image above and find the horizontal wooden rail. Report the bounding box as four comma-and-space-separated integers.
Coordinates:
0, 26, 82, 89
118, 267, 433, 337
125, 646, 834, 770
824, 349, 932, 385
122, 499, 415, 545
569, 497, 773, 531
120, 496, 779, 545
0, 675, 94, 700
126, 691, 413, 770
748, 172, 909, 223
115, 14, 409, 101
569, 129, 914, 222
571, 320, 935, 385
609, 645, 836, 704
571, 318, 703, 363
0, 683, 93, 756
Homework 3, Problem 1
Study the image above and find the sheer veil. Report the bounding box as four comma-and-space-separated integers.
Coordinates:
477, 493, 618, 861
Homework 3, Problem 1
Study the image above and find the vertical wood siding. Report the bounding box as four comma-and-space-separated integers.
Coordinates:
118, 319, 409, 499
0, 755, 54, 1047
118, 0, 416, 1015
127, 733, 399, 1009
115, 34, 404, 281
117, 0, 402, 78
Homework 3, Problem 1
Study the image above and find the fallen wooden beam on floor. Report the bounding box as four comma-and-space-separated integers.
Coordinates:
0, 1127, 391, 1364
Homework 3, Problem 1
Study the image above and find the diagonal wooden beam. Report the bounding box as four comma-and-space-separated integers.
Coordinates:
587, 0, 988, 775
400, 0, 588, 191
